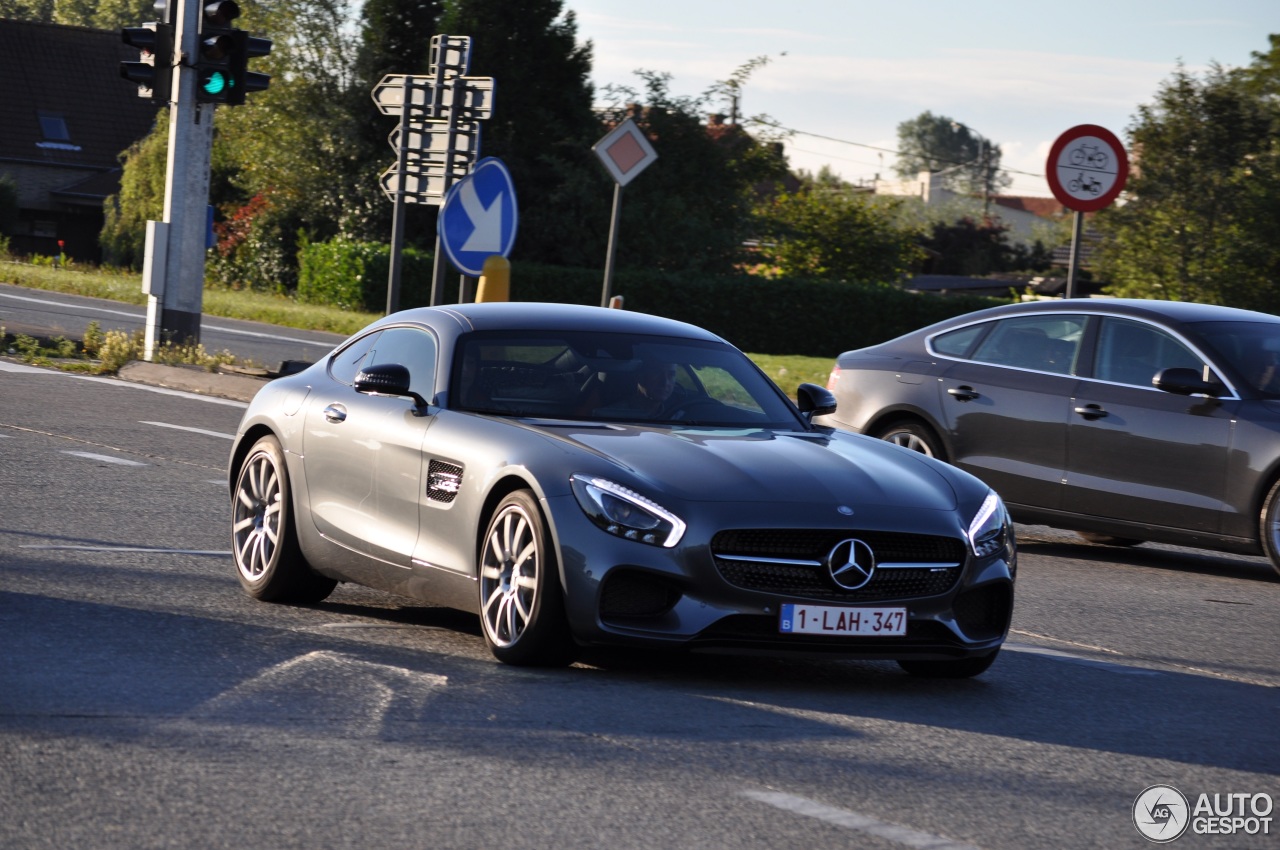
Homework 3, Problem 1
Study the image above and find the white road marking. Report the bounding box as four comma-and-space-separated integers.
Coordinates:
0, 359, 248, 408
742, 790, 983, 850
141, 420, 235, 440
0, 290, 330, 346
21, 545, 230, 556
1003, 642, 1161, 675
62, 450, 146, 466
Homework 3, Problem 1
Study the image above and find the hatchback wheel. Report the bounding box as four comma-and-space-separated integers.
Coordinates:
873, 420, 944, 460
479, 491, 575, 666
1259, 479, 1280, 579
232, 435, 336, 603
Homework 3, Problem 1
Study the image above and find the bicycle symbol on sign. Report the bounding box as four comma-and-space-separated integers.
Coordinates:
1070, 144, 1108, 169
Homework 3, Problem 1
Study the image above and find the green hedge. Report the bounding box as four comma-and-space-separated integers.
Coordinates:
504, 262, 1009, 358
297, 239, 435, 312
296, 240, 1010, 357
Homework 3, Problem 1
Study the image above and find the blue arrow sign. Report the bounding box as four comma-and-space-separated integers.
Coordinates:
438, 157, 518, 276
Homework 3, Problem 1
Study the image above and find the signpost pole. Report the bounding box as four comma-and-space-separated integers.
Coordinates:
1065, 210, 1084, 300
601, 183, 623, 308
386, 77, 413, 315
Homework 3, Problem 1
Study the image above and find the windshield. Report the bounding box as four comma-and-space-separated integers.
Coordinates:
451, 330, 803, 428
1193, 320, 1280, 397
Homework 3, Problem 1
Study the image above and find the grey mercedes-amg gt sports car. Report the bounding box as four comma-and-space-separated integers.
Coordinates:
228, 302, 1015, 677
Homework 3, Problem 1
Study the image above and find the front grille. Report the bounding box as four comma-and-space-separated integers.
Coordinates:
711, 528, 965, 602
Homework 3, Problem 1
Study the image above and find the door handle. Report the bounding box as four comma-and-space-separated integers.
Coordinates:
1074, 404, 1108, 420
947, 386, 980, 402
323, 403, 347, 423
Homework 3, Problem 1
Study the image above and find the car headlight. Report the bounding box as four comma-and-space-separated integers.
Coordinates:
571, 475, 686, 548
967, 490, 1010, 559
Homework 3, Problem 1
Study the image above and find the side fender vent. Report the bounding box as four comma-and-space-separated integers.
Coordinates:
427, 460, 463, 504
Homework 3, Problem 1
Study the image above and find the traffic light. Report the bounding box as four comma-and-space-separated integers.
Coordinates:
194, 0, 237, 103
120, 21, 174, 103
227, 31, 273, 105
195, 1, 272, 106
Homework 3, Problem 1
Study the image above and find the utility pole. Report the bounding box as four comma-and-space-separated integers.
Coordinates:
145, 0, 214, 358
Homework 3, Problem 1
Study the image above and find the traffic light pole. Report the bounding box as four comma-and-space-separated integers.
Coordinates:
144, 0, 215, 358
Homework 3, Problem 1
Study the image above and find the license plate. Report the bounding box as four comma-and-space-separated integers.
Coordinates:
779, 604, 907, 636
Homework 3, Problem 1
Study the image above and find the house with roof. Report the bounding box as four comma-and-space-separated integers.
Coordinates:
0, 18, 161, 263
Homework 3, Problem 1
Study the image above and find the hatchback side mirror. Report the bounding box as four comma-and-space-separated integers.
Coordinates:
355, 363, 430, 414
796, 382, 837, 420
1153, 367, 1223, 397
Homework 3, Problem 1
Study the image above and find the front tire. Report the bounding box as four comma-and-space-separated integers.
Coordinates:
872, 420, 945, 460
1258, 479, 1280, 579
479, 491, 576, 666
231, 435, 336, 603
898, 650, 999, 678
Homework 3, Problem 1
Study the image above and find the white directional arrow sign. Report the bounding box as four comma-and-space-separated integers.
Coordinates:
438, 158, 518, 275
388, 121, 481, 157
372, 74, 495, 120
379, 166, 450, 204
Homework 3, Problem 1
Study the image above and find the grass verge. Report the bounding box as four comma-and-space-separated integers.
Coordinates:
1, 260, 835, 396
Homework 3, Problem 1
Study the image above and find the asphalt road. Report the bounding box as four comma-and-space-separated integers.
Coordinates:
0, 281, 346, 368
2, 357, 1278, 850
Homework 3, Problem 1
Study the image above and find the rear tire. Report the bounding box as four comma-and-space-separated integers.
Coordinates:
898, 650, 999, 678
231, 435, 336, 603
478, 491, 576, 666
1076, 531, 1143, 547
872, 420, 945, 460
1258, 479, 1280, 579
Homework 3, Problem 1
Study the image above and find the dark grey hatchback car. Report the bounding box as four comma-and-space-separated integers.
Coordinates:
819, 298, 1280, 577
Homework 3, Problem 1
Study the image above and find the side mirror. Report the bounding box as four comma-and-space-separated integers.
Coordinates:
1153, 367, 1222, 397
355, 363, 430, 414
796, 382, 837, 420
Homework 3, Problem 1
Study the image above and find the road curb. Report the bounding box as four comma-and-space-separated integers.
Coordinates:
117, 361, 268, 403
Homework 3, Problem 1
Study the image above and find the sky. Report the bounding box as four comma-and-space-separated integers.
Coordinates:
566, 1, 1276, 197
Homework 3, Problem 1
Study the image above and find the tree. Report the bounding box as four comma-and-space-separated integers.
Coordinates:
895, 111, 1010, 201
437, 0, 606, 267
100, 112, 168, 268
753, 184, 924, 283
1093, 47, 1280, 310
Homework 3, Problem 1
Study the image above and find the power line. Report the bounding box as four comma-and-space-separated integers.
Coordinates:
762, 120, 1048, 180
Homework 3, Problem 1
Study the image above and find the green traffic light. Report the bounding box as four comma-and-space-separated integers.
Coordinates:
202, 70, 227, 95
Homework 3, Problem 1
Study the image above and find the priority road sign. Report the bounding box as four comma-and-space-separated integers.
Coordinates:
438, 157, 518, 276
593, 118, 657, 187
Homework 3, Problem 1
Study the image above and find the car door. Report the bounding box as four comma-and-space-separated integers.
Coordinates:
935, 314, 1087, 510
1064, 316, 1234, 533
303, 325, 438, 565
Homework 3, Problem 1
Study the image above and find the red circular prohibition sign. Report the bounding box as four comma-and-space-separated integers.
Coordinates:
1045, 124, 1129, 212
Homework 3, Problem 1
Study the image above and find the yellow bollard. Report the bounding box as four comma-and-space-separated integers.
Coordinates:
475, 255, 510, 302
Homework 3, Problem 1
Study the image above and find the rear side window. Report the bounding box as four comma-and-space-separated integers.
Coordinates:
970, 316, 1085, 375
932, 323, 988, 357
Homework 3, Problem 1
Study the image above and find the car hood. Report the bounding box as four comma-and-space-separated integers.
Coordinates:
526, 423, 959, 510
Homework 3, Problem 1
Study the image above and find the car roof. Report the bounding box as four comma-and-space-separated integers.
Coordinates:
954, 298, 1280, 327
373, 301, 726, 342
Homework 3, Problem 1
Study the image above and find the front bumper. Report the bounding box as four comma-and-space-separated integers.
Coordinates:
545, 494, 1015, 661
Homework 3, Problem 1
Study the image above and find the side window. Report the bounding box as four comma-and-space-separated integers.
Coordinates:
932, 323, 988, 358
971, 315, 1085, 375
367, 326, 438, 399
329, 331, 379, 386
1094, 318, 1203, 387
